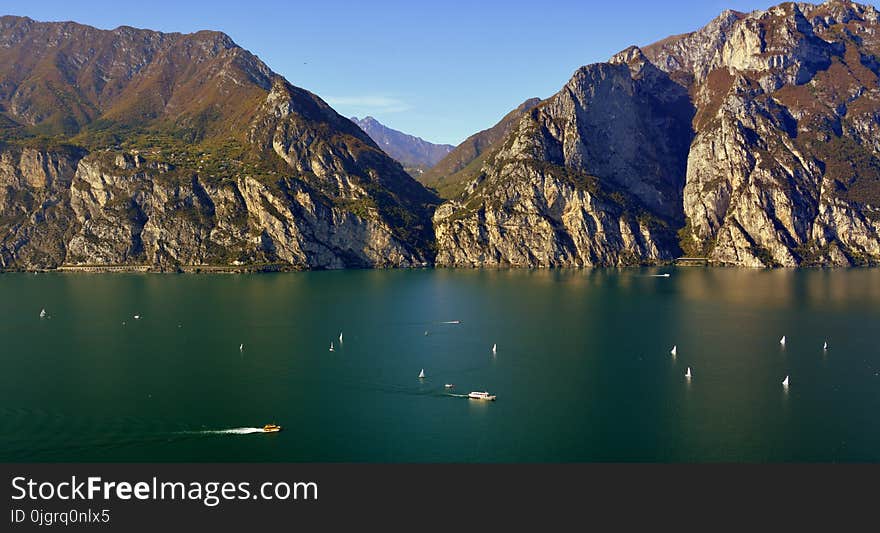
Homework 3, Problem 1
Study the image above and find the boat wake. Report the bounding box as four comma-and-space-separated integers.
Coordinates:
192, 427, 267, 435
445, 393, 470, 398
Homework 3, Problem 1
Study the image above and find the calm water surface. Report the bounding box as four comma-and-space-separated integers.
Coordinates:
1, 268, 878, 462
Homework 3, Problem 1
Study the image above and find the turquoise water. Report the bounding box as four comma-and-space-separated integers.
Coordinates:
0, 268, 878, 462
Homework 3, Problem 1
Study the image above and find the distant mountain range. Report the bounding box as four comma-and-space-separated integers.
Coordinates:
3, 0, 880, 270
350, 116, 453, 176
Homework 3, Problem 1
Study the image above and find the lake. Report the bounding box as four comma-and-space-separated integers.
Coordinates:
1, 268, 878, 462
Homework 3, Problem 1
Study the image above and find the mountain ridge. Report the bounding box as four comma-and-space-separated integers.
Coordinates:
419, 97, 541, 198
350, 115, 453, 176
4, 1, 880, 270
0, 14, 438, 270
433, 0, 880, 267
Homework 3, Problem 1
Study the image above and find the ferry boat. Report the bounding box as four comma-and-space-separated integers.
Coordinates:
468, 391, 496, 401
263, 424, 282, 433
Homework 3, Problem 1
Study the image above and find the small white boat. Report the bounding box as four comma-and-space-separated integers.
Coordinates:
329, 341, 334, 352
39, 308, 46, 318
492, 343, 497, 354
823, 341, 828, 351
685, 367, 692, 379
418, 368, 425, 379
780, 335, 786, 346
468, 391, 496, 401
339, 332, 343, 343
239, 343, 244, 351
445, 384, 455, 389
782, 375, 790, 388
424, 331, 429, 336
670, 345, 677, 356
134, 315, 141, 320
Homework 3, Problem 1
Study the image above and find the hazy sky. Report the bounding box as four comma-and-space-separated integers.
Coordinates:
4, 0, 874, 145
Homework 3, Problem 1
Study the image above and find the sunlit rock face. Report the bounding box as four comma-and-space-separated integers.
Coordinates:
0, 16, 437, 270
436, 1, 880, 267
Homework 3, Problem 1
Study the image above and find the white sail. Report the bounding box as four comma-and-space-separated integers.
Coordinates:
780, 335, 786, 345
823, 341, 828, 351
418, 368, 425, 379
782, 375, 789, 388
239, 343, 244, 351
339, 332, 343, 343
39, 308, 46, 318
670, 345, 677, 356
685, 367, 692, 379
492, 343, 497, 354
329, 342, 334, 352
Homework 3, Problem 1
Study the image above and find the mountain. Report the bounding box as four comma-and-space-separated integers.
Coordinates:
434, 0, 880, 267
0, 16, 437, 270
420, 97, 540, 198
350, 116, 453, 176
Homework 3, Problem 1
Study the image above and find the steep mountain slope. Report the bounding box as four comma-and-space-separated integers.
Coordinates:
647, 0, 880, 266
350, 116, 452, 176
420, 97, 540, 198
433, 54, 693, 267
0, 16, 437, 270
434, 0, 880, 267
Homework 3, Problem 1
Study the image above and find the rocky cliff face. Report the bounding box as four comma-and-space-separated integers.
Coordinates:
5, 3, 880, 271
1, 146, 425, 269
0, 16, 436, 270
433, 50, 694, 267
435, 0, 880, 267
653, 1, 880, 266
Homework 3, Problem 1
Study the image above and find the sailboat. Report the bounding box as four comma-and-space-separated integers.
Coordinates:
670, 345, 677, 356
782, 375, 790, 388
39, 308, 46, 318
685, 367, 692, 379
339, 332, 343, 343
823, 340, 828, 351
239, 343, 244, 352
492, 343, 497, 355
329, 341, 334, 352
780, 335, 786, 346
418, 368, 425, 379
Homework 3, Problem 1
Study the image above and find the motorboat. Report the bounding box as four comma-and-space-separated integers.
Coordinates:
468, 391, 496, 401
263, 424, 282, 433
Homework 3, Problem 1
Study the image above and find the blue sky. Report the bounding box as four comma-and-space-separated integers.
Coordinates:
4, 0, 872, 145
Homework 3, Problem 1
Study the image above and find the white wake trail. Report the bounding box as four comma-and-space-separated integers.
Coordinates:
190, 427, 266, 435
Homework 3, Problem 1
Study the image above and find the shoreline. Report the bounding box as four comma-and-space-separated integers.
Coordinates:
1, 260, 873, 274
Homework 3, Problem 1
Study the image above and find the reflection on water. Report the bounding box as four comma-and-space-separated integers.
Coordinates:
0, 268, 878, 462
